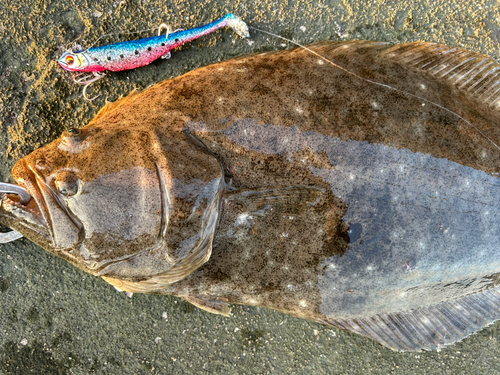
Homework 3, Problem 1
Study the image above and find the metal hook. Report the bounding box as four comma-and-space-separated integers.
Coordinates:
0, 182, 32, 205
158, 23, 170, 39
73, 72, 106, 101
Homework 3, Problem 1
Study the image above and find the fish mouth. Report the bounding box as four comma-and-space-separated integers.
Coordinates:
0, 181, 49, 237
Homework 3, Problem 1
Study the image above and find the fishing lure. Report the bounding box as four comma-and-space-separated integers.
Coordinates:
58, 13, 250, 100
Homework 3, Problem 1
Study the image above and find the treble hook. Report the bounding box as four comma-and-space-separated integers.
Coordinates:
72, 72, 107, 101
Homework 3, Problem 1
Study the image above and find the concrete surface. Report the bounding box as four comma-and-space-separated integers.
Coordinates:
1, 0, 500, 373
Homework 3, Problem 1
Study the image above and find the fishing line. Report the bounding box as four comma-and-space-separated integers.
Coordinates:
249, 26, 500, 152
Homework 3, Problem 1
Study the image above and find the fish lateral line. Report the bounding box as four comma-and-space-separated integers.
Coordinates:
249, 26, 500, 153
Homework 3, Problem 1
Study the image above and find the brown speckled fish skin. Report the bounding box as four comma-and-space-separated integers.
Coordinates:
3, 41, 500, 351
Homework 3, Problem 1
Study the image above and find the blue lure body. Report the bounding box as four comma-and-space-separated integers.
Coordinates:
59, 14, 249, 73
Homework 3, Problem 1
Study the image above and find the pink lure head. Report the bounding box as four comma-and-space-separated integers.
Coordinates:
58, 50, 105, 73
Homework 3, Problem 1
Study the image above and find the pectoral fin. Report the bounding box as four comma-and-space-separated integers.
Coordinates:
232, 185, 324, 215
181, 295, 231, 316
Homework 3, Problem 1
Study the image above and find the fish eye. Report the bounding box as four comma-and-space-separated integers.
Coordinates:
66, 128, 81, 136
55, 171, 80, 197
58, 186, 73, 196
65, 55, 75, 65
56, 181, 79, 197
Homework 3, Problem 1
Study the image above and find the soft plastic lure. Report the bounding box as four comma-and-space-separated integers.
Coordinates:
58, 13, 249, 99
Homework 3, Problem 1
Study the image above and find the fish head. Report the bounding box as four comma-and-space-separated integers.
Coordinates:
0, 119, 224, 288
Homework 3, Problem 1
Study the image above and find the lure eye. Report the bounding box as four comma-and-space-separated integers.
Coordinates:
65, 55, 75, 65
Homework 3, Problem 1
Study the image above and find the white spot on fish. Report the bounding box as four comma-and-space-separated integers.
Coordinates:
235, 213, 250, 226
295, 107, 304, 114
155, 337, 162, 344
20, 339, 28, 346
300, 300, 308, 307
300, 26, 306, 32
282, 232, 289, 237
419, 83, 427, 90
371, 101, 381, 110
318, 59, 324, 65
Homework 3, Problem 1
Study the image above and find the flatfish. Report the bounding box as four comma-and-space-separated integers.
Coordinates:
2, 41, 500, 351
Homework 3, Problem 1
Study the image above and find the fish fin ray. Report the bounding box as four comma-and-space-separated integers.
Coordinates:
305, 40, 500, 111
231, 185, 324, 214
181, 295, 231, 316
326, 286, 500, 351
379, 42, 500, 110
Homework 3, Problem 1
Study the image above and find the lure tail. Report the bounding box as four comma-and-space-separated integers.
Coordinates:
223, 13, 250, 38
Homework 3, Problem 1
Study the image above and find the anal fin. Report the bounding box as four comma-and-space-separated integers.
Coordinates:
326, 286, 500, 351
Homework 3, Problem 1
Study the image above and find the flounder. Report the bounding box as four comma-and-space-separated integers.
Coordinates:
2, 41, 500, 351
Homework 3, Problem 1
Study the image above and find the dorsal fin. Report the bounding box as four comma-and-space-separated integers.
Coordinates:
325, 286, 500, 351
302, 40, 500, 112
380, 42, 500, 111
